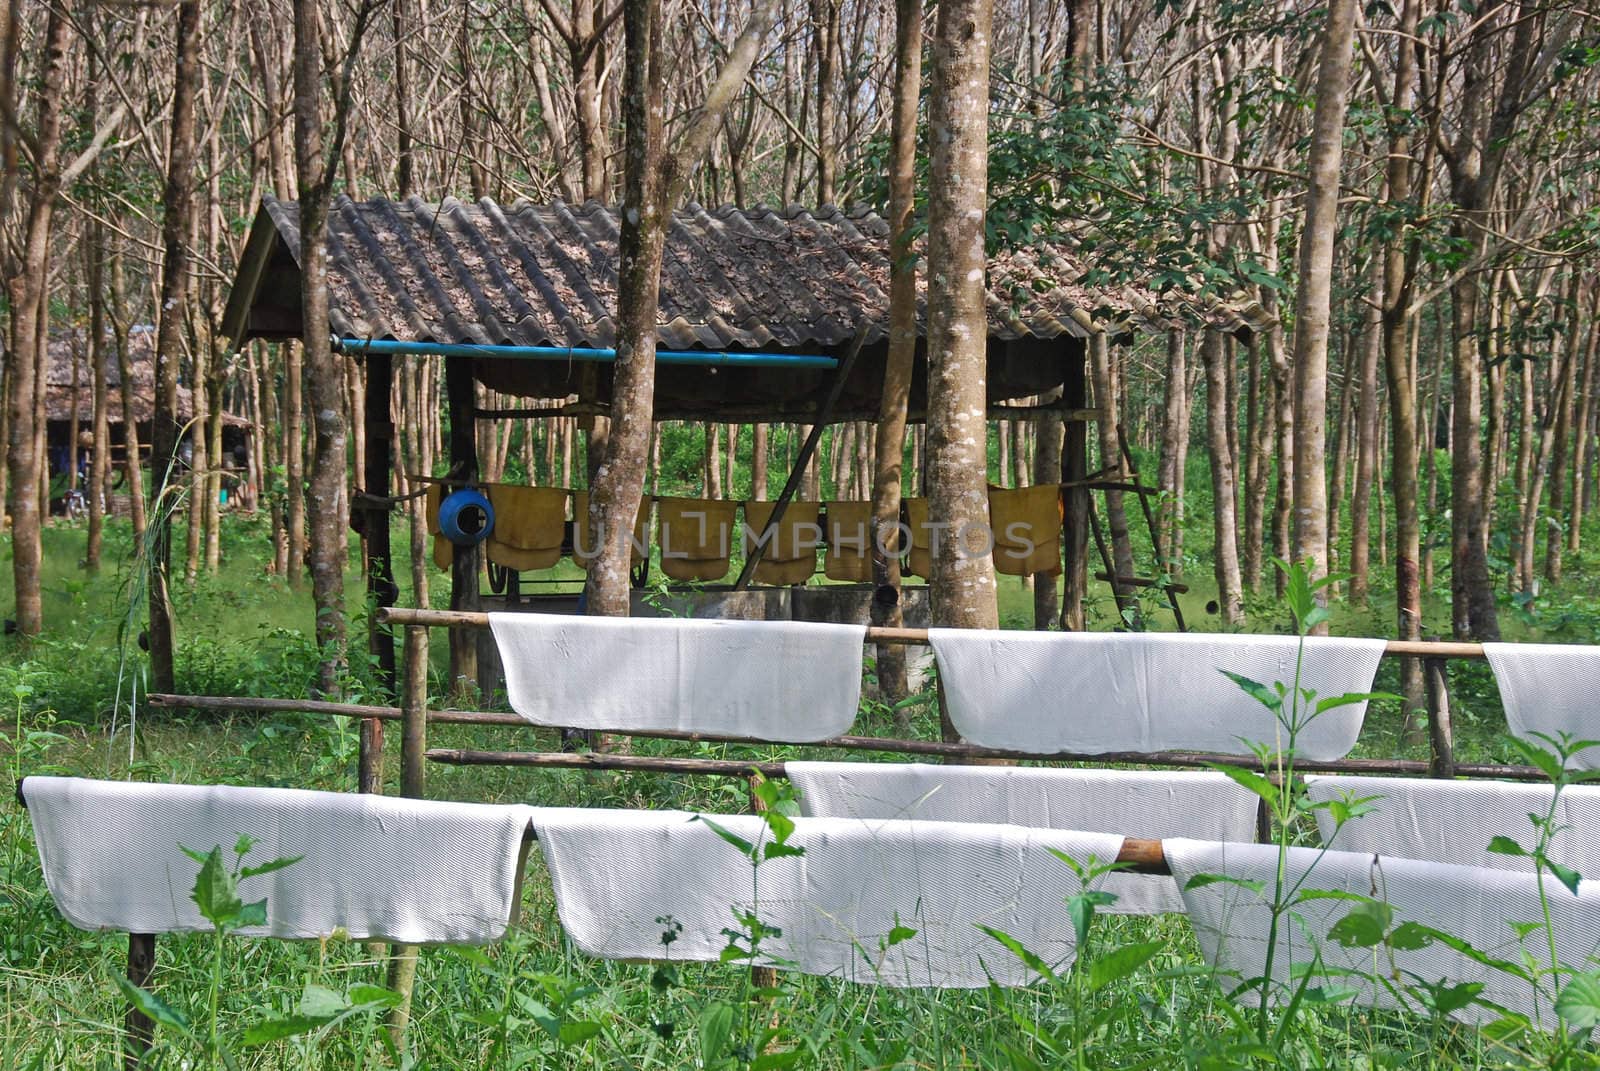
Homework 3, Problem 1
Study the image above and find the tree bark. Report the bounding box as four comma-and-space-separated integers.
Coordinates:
751, 422, 768, 497
3, 2, 70, 638
924, 0, 998, 638
147, 0, 202, 688
1350, 257, 1383, 602
294, 0, 353, 692
868, 0, 921, 700
1202, 329, 1243, 623
1155, 330, 1189, 578
582, 0, 777, 615
85, 223, 109, 571
1545, 282, 1585, 585
1289, 0, 1356, 625
1380, 0, 1424, 716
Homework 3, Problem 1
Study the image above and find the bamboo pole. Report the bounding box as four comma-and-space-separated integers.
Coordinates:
425, 745, 1546, 783
386, 626, 429, 1051
374, 606, 1490, 660
148, 691, 1538, 779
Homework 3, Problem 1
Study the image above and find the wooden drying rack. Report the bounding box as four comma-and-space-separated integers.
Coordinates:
129, 608, 1533, 1068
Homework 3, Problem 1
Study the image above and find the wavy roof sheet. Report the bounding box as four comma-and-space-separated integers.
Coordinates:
225, 195, 1261, 351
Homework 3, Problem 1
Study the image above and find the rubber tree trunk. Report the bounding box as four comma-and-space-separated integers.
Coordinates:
86, 228, 110, 572
1349, 256, 1383, 603
924, 0, 998, 647
293, 0, 350, 693
1155, 330, 1188, 577
583, 0, 778, 615
1201, 330, 1243, 624
2, 2, 67, 639
1288, 0, 1356, 628
867, 0, 921, 702
148, 0, 202, 689
1545, 285, 1583, 584
1381, 0, 1424, 720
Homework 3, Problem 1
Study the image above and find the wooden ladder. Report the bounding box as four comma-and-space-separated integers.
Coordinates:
1077, 428, 1187, 631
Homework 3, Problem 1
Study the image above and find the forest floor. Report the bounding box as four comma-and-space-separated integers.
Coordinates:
3, 512, 1600, 1066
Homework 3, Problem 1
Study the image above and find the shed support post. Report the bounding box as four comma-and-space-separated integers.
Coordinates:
360, 349, 395, 793
445, 356, 481, 696
1061, 342, 1090, 629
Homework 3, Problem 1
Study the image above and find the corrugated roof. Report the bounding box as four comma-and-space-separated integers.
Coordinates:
227, 195, 1262, 351
44, 330, 247, 427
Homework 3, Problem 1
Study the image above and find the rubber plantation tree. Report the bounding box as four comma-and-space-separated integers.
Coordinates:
2, 1, 129, 639
866, 0, 921, 702
291, 0, 384, 694
581, 0, 777, 616
147, 0, 202, 692
1288, 0, 1357, 633
3, 2, 70, 641
925, 0, 998, 739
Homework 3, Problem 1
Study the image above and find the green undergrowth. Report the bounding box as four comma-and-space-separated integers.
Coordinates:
8, 513, 1600, 1065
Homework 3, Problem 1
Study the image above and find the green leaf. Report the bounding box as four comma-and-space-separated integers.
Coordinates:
346, 984, 402, 1009
1418, 980, 1484, 1016
1183, 873, 1264, 895
1297, 984, 1359, 1005
113, 975, 192, 1037
763, 842, 806, 861
1546, 859, 1583, 895
558, 1020, 601, 1045
1218, 670, 1281, 713
235, 899, 269, 929
239, 855, 303, 880
1388, 921, 1435, 951
297, 985, 350, 1019
761, 809, 795, 843
698, 1001, 736, 1066
1084, 940, 1165, 992
976, 925, 1059, 982
693, 816, 754, 858
1328, 902, 1391, 948
882, 921, 918, 951
1314, 692, 1396, 715
233, 834, 257, 858
1486, 836, 1528, 857
187, 845, 244, 929
516, 994, 561, 1040
1502, 736, 1567, 782
1556, 971, 1600, 1030
751, 1051, 803, 1071
1208, 763, 1279, 808
241, 1014, 332, 1046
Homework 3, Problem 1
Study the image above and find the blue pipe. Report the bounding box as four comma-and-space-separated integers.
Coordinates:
336, 337, 839, 369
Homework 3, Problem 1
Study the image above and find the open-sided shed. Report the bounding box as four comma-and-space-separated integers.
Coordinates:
222, 194, 1260, 687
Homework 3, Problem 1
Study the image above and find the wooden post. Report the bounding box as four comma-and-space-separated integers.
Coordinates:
124, 933, 155, 1070
1425, 654, 1455, 778
445, 356, 481, 694
360, 348, 396, 793
400, 626, 429, 798
387, 625, 429, 1051
1061, 341, 1090, 629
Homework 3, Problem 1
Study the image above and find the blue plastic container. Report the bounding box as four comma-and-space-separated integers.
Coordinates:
437, 488, 495, 545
